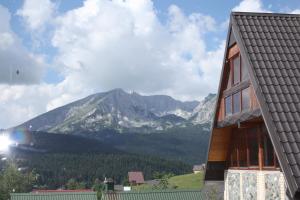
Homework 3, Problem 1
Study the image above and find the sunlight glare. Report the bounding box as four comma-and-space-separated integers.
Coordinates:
0, 134, 12, 152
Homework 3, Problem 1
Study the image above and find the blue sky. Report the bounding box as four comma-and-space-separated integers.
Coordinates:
0, 0, 300, 128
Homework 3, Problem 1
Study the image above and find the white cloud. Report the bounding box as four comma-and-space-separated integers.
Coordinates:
16, 0, 55, 31
0, 5, 44, 85
291, 9, 300, 14
1, 0, 225, 128
233, 0, 270, 12
0, 76, 94, 128
51, 0, 223, 100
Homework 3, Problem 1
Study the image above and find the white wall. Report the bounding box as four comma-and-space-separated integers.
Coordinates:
224, 169, 286, 200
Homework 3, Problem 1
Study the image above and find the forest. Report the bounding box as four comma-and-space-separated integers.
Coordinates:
13, 152, 192, 189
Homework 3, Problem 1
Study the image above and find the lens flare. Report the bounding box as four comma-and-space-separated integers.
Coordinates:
0, 134, 12, 152
11, 128, 32, 145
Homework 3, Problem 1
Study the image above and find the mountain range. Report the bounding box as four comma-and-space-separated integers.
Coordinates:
17, 89, 216, 134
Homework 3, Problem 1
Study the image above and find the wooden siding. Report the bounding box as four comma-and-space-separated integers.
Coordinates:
208, 127, 232, 161
227, 43, 239, 59
218, 98, 225, 121
250, 85, 259, 109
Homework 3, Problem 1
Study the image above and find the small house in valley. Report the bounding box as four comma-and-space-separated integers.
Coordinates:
205, 12, 300, 199
128, 171, 144, 185
193, 164, 205, 174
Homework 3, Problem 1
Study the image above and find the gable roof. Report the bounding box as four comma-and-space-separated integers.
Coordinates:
101, 190, 206, 200
206, 11, 300, 198
231, 12, 300, 198
128, 172, 144, 184
10, 192, 97, 200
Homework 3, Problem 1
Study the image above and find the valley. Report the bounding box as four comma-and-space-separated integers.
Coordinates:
5, 89, 215, 190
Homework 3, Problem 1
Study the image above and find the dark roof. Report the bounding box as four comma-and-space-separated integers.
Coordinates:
10, 192, 97, 200
101, 190, 206, 200
128, 172, 144, 184
230, 12, 300, 198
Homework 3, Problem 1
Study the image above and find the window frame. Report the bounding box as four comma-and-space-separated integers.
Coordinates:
225, 95, 232, 116
241, 87, 250, 111
224, 87, 251, 117
233, 91, 241, 114
228, 123, 280, 170
231, 54, 241, 86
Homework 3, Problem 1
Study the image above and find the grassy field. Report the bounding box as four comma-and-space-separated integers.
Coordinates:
133, 172, 204, 191
169, 172, 204, 189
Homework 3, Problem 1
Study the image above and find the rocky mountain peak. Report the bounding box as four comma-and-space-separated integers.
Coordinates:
17, 89, 216, 134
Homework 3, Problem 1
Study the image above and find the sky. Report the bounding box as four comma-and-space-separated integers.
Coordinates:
0, 0, 300, 128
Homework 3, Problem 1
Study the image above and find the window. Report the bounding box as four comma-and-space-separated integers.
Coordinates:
261, 125, 275, 167
225, 96, 232, 116
248, 128, 259, 166
241, 58, 249, 81
228, 124, 279, 169
242, 87, 250, 111
226, 69, 232, 89
233, 92, 241, 114
233, 56, 240, 85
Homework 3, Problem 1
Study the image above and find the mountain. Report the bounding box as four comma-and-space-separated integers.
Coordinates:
17, 89, 216, 134
189, 93, 217, 126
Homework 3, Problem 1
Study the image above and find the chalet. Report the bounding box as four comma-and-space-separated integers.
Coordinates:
205, 12, 300, 199
128, 171, 144, 185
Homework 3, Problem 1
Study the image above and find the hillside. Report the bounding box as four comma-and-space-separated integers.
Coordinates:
14, 153, 192, 189
169, 173, 204, 189
88, 124, 210, 164
133, 172, 204, 191
10, 125, 210, 165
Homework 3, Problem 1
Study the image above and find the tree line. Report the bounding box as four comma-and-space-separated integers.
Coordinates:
17, 152, 192, 189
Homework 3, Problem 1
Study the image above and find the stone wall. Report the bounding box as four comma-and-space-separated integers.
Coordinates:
224, 170, 286, 200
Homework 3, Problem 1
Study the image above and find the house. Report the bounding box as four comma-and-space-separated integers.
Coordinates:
193, 164, 205, 174
128, 171, 144, 185
101, 190, 206, 200
205, 12, 300, 199
10, 191, 97, 200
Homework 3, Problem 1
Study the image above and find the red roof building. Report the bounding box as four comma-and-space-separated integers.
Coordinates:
128, 171, 145, 185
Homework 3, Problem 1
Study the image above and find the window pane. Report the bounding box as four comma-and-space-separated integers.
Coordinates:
238, 130, 247, 167
248, 128, 259, 166
225, 96, 232, 116
233, 92, 240, 114
233, 56, 240, 85
262, 125, 274, 166
241, 58, 249, 81
226, 68, 231, 89
242, 87, 250, 111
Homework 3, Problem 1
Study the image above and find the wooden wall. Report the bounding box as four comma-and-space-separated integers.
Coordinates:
250, 85, 259, 109
208, 127, 232, 162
